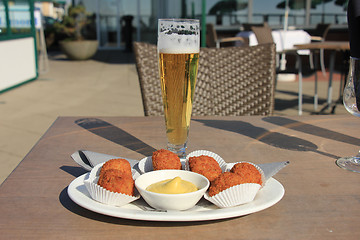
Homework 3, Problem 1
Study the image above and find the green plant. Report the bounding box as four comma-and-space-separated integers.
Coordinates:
54, 5, 95, 41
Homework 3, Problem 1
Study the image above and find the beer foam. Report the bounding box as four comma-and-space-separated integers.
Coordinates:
158, 19, 200, 54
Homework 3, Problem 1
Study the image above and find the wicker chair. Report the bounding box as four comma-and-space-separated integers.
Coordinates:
251, 23, 274, 45
309, 23, 331, 76
251, 24, 299, 77
242, 23, 264, 31
206, 23, 246, 48
251, 25, 316, 115
133, 42, 276, 116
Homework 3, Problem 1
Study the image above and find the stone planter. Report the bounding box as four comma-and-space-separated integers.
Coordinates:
59, 40, 98, 60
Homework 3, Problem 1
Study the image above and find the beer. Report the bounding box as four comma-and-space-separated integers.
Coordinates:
158, 19, 200, 157
159, 52, 199, 146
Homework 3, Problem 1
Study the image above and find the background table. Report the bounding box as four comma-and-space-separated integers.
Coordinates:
0, 116, 359, 239
236, 29, 311, 55
294, 41, 350, 114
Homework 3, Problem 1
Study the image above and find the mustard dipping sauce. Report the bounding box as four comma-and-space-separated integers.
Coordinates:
146, 177, 198, 194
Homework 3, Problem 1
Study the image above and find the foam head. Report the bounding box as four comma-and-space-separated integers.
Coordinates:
158, 19, 200, 54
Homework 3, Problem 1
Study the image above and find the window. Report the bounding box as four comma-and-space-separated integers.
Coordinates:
309, 0, 347, 25
0, 0, 7, 34
8, 0, 31, 34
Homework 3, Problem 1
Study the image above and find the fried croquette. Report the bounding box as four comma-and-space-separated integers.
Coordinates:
152, 149, 181, 170
188, 155, 222, 182
230, 162, 262, 185
99, 158, 132, 178
208, 172, 244, 196
98, 169, 135, 196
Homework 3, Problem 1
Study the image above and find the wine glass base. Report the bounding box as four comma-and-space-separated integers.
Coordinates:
336, 157, 360, 173
167, 143, 187, 158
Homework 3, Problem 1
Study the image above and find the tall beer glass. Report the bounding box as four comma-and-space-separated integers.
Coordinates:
158, 19, 200, 158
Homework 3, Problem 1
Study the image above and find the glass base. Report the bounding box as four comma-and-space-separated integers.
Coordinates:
167, 142, 187, 158
336, 156, 360, 173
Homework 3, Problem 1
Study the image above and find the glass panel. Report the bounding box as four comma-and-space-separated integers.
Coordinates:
98, 0, 119, 47
74, 0, 348, 48
137, 0, 187, 43
0, 0, 6, 34
138, 0, 156, 43
252, 0, 347, 27
83, 0, 123, 48
119, 0, 136, 49
309, 0, 347, 25
8, 0, 31, 34
253, 0, 306, 27
205, 0, 248, 26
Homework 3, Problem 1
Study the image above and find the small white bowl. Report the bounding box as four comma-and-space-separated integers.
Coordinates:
135, 170, 210, 211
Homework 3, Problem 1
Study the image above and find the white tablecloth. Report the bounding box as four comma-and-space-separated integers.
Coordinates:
236, 29, 311, 55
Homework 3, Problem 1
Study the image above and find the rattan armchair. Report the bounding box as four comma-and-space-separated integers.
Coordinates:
242, 23, 264, 31
309, 23, 331, 76
251, 25, 317, 115
133, 42, 276, 116
206, 23, 246, 48
251, 24, 274, 45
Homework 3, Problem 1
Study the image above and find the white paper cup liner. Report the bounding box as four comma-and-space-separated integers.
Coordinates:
138, 156, 153, 174
185, 150, 227, 172
84, 162, 140, 207
225, 161, 266, 187
204, 183, 261, 208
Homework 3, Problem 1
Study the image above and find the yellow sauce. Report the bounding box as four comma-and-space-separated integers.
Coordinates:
146, 177, 198, 194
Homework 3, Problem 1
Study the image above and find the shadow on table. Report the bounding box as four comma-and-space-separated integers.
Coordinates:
262, 116, 360, 146
275, 90, 328, 112
75, 118, 156, 157
194, 119, 339, 159
59, 187, 236, 226
60, 165, 88, 178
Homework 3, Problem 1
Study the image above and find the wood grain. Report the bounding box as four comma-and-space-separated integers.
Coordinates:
0, 116, 359, 239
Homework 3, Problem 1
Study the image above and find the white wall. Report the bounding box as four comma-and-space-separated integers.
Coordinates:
0, 37, 37, 91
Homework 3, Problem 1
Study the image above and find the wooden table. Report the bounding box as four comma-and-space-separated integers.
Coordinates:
1, 116, 360, 239
295, 41, 350, 51
294, 41, 350, 115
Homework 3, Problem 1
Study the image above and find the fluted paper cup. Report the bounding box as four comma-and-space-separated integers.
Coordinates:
84, 162, 140, 207
204, 161, 265, 208
204, 183, 261, 208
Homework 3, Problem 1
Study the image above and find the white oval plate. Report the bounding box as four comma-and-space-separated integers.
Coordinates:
68, 173, 285, 222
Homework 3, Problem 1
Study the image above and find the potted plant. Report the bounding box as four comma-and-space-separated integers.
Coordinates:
54, 4, 98, 60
